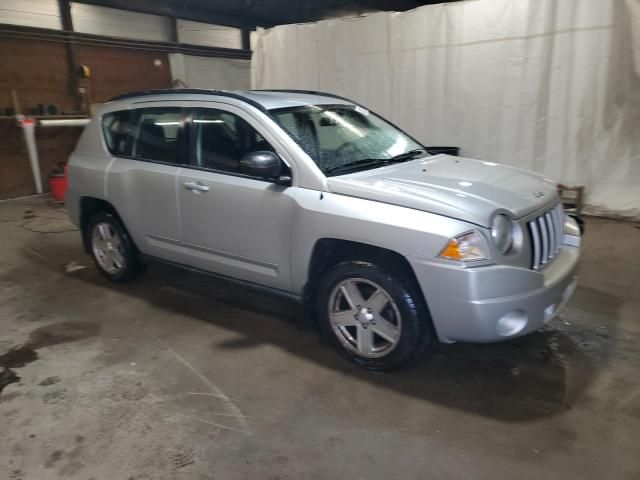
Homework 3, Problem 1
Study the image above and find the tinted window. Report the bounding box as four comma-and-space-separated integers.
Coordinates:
102, 110, 135, 156
190, 109, 274, 174
132, 108, 182, 163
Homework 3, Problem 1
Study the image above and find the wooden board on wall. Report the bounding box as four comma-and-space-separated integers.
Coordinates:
0, 38, 172, 199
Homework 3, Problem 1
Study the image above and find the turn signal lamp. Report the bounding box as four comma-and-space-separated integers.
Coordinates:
439, 231, 488, 262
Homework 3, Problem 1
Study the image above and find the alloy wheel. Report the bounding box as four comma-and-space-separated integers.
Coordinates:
328, 278, 402, 358
92, 222, 126, 274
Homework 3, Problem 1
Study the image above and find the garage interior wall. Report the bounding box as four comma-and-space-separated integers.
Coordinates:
0, 0, 62, 29
0, 0, 249, 199
0, 38, 172, 199
252, 0, 640, 220
169, 54, 250, 89
176, 19, 243, 50
171, 21, 249, 89
70, 3, 171, 42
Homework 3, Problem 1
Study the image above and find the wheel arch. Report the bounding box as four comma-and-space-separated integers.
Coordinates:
79, 196, 127, 253
302, 238, 428, 319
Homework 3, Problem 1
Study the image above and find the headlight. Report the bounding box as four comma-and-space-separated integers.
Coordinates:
491, 214, 513, 254
439, 231, 489, 262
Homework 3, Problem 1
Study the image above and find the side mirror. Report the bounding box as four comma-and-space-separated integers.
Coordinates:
240, 151, 283, 180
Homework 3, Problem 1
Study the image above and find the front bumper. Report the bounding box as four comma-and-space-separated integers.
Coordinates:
407, 245, 580, 343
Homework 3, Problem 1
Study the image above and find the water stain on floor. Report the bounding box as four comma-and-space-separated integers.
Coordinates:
0, 321, 100, 395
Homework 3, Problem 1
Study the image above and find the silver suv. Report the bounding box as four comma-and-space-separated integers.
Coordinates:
67, 89, 581, 369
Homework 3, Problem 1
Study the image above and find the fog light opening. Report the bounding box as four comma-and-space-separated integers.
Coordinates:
544, 303, 556, 322
496, 310, 528, 337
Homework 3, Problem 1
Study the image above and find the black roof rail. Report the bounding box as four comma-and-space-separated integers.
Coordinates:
107, 88, 211, 102
253, 89, 357, 105
106, 89, 269, 113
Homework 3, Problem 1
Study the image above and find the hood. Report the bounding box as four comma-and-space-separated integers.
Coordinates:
327, 155, 559, 227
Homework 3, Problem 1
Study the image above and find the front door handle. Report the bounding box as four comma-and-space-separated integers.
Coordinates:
183, 181, 209, 193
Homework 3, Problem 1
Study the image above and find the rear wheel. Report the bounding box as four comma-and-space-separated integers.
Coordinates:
87, 212, 144, 282
316, 260, 431, 370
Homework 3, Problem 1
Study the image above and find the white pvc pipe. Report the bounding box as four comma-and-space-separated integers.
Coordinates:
39, 118, 91, 127
21, 120, 43, 194
19, 117, 90, 194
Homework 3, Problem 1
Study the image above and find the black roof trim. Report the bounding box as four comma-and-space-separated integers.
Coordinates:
254, 89, 357, 105
107, 89, 269, 113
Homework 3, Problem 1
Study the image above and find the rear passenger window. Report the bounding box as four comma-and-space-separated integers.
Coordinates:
102, 110, 135, 156
132, 108, 182, 164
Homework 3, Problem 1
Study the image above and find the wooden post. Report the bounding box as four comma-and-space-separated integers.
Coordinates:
241, 29, 252, 51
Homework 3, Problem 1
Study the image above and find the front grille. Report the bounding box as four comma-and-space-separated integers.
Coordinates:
528, 203, 564, 270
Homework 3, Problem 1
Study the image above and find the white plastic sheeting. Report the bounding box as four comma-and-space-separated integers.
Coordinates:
169, 54, 251, 90
252, 0, 640, 219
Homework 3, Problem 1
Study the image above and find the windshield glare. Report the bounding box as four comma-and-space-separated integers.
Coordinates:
269, 104, 423, 176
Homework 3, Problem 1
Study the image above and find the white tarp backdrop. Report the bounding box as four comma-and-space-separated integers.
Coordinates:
252, 0, 640, 219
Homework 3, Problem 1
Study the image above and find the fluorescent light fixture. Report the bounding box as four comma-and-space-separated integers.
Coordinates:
154, 121, 180, 126
193, 119, 225, 123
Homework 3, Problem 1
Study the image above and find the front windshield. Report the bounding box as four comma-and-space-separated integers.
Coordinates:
269, 104, 424, 176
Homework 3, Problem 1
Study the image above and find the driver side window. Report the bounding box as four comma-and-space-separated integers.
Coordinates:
189, 108, 274, 174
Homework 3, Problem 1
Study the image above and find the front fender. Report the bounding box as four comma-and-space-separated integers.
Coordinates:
289, 188, 478, 294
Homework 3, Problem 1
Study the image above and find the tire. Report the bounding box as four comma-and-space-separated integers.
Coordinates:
316, 260, 432, 370
86, 211, 144, 283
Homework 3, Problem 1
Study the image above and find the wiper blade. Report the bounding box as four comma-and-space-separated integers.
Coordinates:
324, 158, 390, 174
324, 149, 427, 175
388, 148, 427, 162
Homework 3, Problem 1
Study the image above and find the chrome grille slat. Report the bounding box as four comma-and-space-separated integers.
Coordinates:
553, 206, 562, 253
527, 203, 564, 270
529, 219, 541, 269
551, 207, 558, 253
544, 212, 554, 259
557, 204, 564, 251
538, 216, 549, 263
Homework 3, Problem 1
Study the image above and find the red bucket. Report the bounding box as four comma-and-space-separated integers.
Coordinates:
49, 163, 68, 202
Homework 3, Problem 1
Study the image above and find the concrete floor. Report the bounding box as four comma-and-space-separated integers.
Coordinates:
0, 196, 638, 480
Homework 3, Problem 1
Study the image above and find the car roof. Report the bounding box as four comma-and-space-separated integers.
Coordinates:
106, 89, 355, 111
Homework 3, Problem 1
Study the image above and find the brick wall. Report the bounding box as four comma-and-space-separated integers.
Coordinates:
0, 37, 172, 199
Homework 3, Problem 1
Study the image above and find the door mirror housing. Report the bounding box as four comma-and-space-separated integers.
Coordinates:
240, 151, 283, 180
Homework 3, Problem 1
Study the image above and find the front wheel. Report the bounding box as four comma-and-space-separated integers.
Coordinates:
316, 260, 432, 370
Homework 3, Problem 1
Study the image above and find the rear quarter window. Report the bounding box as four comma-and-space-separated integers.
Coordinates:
102, 110, 135, 156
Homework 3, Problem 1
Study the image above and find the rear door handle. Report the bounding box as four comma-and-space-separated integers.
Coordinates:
183, 181, 209, 193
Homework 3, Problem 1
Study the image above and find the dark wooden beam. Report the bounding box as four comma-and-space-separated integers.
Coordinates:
0, 23, 252, 60
241, 29, 251, 51
58, 0, 74, 30
356, 0, 424, 11
169, 17, 178, 44
57, 0, 80, 109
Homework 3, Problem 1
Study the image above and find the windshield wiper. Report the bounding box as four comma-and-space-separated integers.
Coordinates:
388, 148, 427, 162
325, 149, 427, 175
324, 158, 391, 175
